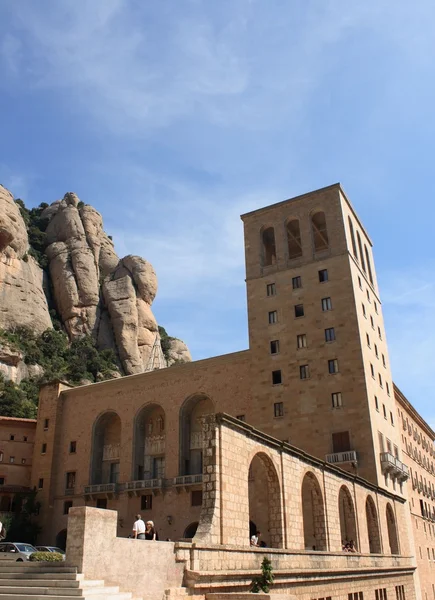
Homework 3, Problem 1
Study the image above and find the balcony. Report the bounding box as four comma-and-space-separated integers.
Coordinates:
380, 452, 409, 481
173, 474, 203, 492
84, 483, 118, 499
120, 478, 164, 497
325, 450, 357, 465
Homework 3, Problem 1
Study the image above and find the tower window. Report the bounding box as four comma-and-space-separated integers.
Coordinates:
191, 491, 203, 507
297, 334, 307, 349
292, 276, 302, 289
386, 381, 390, 396
374, 344, 378, 358
375, 396, 379, 411
9, 435, 14, 441
274, 402, 284, 417
286, 219, 303, 259
390, 412, 394, 426
272, 370, 282, 385
379, 373, 383, 388
268, 311, 278, 324
41, 443, 47, 454
366, 289, 370, 302
270, 340, 280, 354
63, 501, 73, 515
266, 283, 276, 297
318, 269, 328, 283
299, 365, 309, 380
311, 211, 329, 252
370, 364, 375, 378
374, 301, 378, 314
69, 441, 77, 454
370, 316, 374, 329
38, 478, 44, 489
262, 227, 276, 266
348, 217, 358, 259
366, 333, 371, 347
66, 471, 76, 491
294, 304, 304, 318
9, 456, 14, 464
383, 404, 387, 419
382, 354, 386, 367
364, 245, 374, 285
141, 494, 153, 510
331, 392, 343, 408
328, 359, 339, 374
44, 419, 49, 430
357, 231, 366, 272
321, 297, 332, 311
362, 303, 366, 317
358, 276, 362, 289
325, 327, 335, 342
378, 326, 382, 339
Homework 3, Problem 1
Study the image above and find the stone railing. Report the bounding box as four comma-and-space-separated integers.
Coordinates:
120, 479, 163, 492
173, 474, 203, 486
84, 483, 117, 495
380, 452, 409, 480
325, 450, 357, 465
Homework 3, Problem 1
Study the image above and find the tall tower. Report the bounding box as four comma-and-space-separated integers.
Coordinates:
241, 184, 408, 491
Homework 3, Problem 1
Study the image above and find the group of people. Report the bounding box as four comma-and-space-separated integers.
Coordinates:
342, 539, 357, 552
132, 515, 158, 540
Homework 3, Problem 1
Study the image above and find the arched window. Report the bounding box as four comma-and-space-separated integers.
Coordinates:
90, 411, 121, 485
386, 503, 399, 554
261, 227, 277, 266
348, 217, 358, 259
133, 404, 166, 481
179, 394, 214, 475
311, 211, 329, 252
365, 496, 381, 553
248, 452, 283, 548
301, 472, 327, 551
286, 219, 302, 259
364, 245, 374, 285
183, 522, 199, 539
356, 232, 366, 273
338, 485, 358, 549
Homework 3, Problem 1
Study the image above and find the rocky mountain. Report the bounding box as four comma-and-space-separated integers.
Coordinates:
0, 184, 191, 390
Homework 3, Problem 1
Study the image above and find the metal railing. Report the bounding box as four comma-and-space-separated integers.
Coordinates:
325, 450, 357, 465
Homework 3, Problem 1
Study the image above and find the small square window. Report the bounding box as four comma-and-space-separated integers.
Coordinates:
328, 359, 339, 374
318, 269, 328, 283
272, 370, 282, 385
375, 396, 379, 411
41, 443, 47, 454
141, 494, 153, 510
299, 365, 309, 380
191, 490, 203, 506
332, 392, 342, 408
270, 340, 279, 354
266, 283, 276, 297
294, 304, 304, 318
9, 456, 14, 464
38, 478, 44, 489
96, 498, 107, 509
370, 363, 375, 378
236, 415, 246, 422
274, 402, 284, 418
69, 441, 77, 454
63, 501, 73, 515
321, 297, 332, 311
325, 327, 335, 342
9, 435, 14, 442
44, 419, 49, 430
297, 334, 307, 349
268, 310, 278, 324
21, 458, 26, 464
292, 276, 302, 289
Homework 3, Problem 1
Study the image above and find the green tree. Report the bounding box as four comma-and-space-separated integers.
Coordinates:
250, 557, 274, 593
4, 490, 41, 544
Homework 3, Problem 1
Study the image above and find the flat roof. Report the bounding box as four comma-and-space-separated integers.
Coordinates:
394, 384, 435, 440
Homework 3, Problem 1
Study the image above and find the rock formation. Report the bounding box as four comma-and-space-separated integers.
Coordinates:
0, 185, 191, 379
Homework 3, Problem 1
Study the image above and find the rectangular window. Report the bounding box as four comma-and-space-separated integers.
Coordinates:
274, 402, 284, 418
383, 404, 387, 419
266, 283, 276, 297
375, 396, 379, 411
236, 415, 246, 422
394, 445, 399, 459
153, 457, 165, 479
191, 490, 203, 506
362, 303, 366, 317
44, 418, 49, 430
331, 392, 342, 408
366, 333, 371, 347
9, 457, 14, 464
21, 458, 26, 464
299, 365, 309, 379
378, 432, 385, 452
66, 471, 76, 491
0, 478, 4, 486
297, 334, 307, 349
386, 438, 392, 454
270, 340, 280, 354
378, 326, 382, 339
395, 585, 405, 600
358, 276, 362, 289
386, 381, 390, 395
96, 498, 107, 509
333, 431, 350, 453
379, 373, 383, 387
63, 501, 73, 515
292, 276, 302, 289
374, 301, 378, 313
294, 304, 304, 318
318, 269, 328, 283
370, 363, 375, 378
382, 354, 386, 367
9, 435, 14, 441
370, 315, 374, 329
321, 297, 332, 311
38, 478, 43, 489
141, 494, 153, 510
390, 412, 394, 426
325, 327, 335, 342
366, 289, 370, 302
41, 443, 47, 454
69, 441, 77, 453
268, 310, 278, 324
328, 359, 339, 374
272, 370, 282, 385
375, 344, 379, 358
23, 436, 27, 442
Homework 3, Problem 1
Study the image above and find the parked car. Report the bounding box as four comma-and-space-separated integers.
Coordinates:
0, 542, 37, 561
35, 546, 66, 560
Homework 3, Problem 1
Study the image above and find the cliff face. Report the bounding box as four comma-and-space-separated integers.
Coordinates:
0, 185, 191, 380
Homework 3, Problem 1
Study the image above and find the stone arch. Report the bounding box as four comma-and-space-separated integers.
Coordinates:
248, 451, 283, 548
184, 522, 199, 539
301, 471, 327, 551
365, 495, 381, 553
286, 218, 303, 259
133, 403, 166, 480
90, 411, 121, 485
386, 503, 399, 554
261, 226, 277, 266
311, 211, 329, 252
338, 485, 358, 548
56, 529, 67, 551
179, 394, 214, 475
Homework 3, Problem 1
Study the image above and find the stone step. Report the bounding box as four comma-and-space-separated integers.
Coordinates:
0, 580, 80, 588
0, 566, 77, 574
0, 596, 133, 600
0, 573, 78, 581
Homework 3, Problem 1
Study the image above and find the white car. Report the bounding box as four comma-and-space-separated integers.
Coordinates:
0, 542, 37, 561
36, 546, 66, 560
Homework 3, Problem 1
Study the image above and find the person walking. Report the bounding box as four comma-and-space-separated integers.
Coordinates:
132, 514, 146, 540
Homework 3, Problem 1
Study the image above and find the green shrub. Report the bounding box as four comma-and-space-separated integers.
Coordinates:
251, 557, 274, 593
29, 551, 63, 562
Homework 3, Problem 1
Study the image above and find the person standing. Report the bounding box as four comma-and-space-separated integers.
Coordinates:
145, 520, 158, 541
132, 514, 146, 540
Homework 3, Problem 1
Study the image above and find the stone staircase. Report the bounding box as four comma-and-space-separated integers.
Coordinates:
0, 562, 143, 600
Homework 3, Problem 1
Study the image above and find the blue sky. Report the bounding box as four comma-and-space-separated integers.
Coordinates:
1, 1, 434, 425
